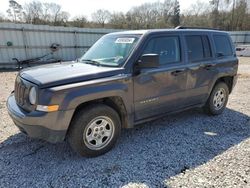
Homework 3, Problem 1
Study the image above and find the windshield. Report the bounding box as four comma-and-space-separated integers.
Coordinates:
80, 35, 140, 67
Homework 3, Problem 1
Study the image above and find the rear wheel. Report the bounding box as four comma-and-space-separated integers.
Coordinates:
68, 104, 121, 157
203, 82, 229, 115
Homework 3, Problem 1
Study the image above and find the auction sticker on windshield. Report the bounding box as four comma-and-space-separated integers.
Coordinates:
115, 38, 135, 44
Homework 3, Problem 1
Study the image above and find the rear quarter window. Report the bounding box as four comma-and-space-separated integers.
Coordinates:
213, 35, 233, 57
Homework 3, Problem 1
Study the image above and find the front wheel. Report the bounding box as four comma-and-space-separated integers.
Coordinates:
68, 104, 121, 157
203, 82, 229, 115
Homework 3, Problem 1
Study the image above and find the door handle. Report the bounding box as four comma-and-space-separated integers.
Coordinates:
188, 66, 199, 71
171, 69, 185, 76
201, 63, 216, 70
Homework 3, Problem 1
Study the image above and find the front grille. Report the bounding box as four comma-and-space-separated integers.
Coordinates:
14, 76, 29, 110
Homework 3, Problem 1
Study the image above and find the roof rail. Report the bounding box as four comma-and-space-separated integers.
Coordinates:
175, 26, 220, 30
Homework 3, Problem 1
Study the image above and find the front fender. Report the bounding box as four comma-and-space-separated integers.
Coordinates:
48, 74, 133, 117
63, 82, 129, 110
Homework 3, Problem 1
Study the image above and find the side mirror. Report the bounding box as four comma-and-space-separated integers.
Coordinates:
138, 54, 159, 68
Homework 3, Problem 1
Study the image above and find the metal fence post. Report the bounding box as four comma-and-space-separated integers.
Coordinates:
244, 33, 247, 44
22, 27, 29, 59
74, 31, 77, 59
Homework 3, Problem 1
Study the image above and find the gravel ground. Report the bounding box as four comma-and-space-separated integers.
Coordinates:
0, 57, 249, 188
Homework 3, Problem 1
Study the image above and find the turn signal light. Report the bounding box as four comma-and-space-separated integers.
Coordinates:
36, 105, 59, 112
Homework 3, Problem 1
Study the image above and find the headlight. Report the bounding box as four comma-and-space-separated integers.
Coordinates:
29, 87, 36, 105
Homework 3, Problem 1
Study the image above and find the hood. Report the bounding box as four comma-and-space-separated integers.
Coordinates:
20, 61, 124, 88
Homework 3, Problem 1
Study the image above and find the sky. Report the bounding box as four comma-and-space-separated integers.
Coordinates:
0, 0, 206, 19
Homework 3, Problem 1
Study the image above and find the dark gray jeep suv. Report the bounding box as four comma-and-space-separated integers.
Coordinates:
7, 28, 238, 157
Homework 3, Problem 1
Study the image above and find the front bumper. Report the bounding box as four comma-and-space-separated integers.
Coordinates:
7, 94, 74, 143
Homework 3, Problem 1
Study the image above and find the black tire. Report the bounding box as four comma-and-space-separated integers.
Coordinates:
203, 82, 229, 115
68, 104, 121, 157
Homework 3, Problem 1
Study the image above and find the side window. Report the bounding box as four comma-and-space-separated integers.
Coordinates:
213, 35, 233, 56
185, 35, 212, 61
143, 36, 181, 65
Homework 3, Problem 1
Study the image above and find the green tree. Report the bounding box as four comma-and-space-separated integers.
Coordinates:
109, 12, 127, 29
91, 10, 111, 28
210, 0, 220, 28
71, 15, 88, 28
0, 12, 5, 22
233, 0, 248, 30
171, 0, 180, 27
6, 0, 23, 22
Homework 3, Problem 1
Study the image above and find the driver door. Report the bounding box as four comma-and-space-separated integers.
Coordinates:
133, 35, 188, 121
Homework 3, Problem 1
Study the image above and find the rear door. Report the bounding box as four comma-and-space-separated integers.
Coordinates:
184, 34, 217, 106
133, 34, 188, 120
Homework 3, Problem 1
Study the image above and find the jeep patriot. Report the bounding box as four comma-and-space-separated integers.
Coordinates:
7, 28, 238, 157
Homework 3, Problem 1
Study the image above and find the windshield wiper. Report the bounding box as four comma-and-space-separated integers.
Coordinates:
81, 59, 101, 66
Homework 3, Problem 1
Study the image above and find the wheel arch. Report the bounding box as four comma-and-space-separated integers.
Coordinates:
206, 75, 235, 104
214, 76, 234, 94
68, 96, 131, 132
